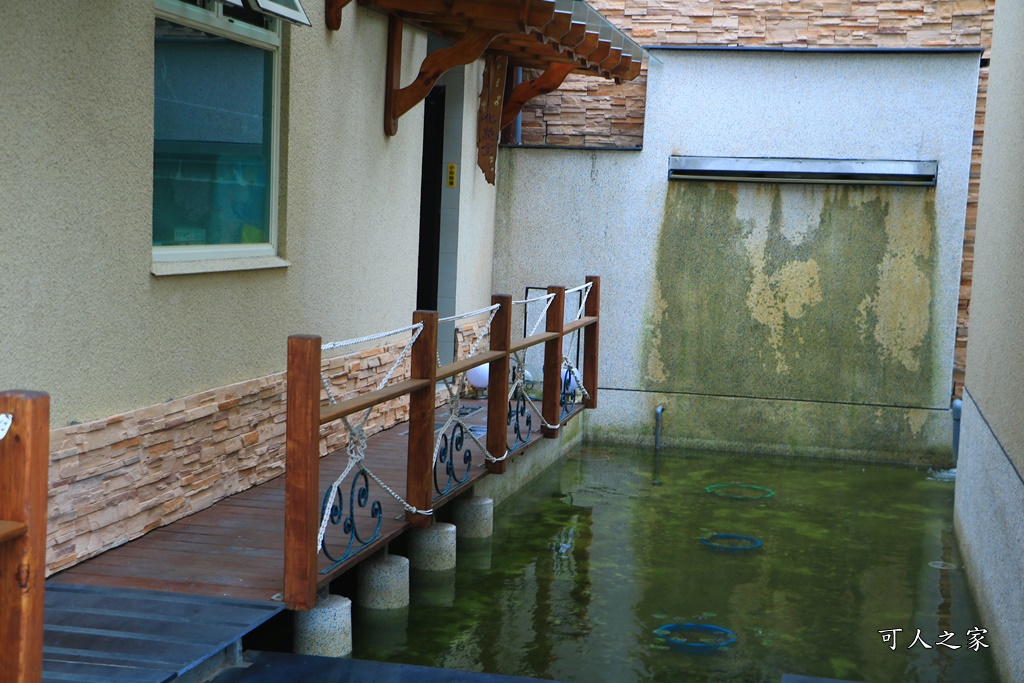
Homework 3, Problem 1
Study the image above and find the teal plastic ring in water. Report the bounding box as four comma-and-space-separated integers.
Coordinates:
705, 484, 775, 500
654, 623, 737, 653
700, 533, 763, 551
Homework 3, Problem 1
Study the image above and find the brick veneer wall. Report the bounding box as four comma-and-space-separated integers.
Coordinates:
518, 0, 995, 398
46, 321, 491, 575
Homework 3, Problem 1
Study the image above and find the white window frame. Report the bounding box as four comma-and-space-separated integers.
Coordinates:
152, 0, 286, 271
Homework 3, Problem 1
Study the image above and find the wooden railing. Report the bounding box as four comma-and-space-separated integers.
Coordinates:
0, 390, 50, 683
284, 277, 600, 610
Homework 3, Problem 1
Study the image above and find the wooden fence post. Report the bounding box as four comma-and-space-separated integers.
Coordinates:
284, 335, 322, 611
406, 311, 438, 527
583, 275, 600, 409
542, 285, 566, 438
0, 390, 49, 683
487, 294, 512, 473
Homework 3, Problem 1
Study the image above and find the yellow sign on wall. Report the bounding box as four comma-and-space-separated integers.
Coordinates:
447, 164, 457, 188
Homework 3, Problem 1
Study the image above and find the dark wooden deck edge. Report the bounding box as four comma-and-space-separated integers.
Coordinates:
50, 399, 586, 605
313, 401, 585, 587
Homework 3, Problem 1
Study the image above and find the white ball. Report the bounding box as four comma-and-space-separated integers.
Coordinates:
466, 363, 489, 389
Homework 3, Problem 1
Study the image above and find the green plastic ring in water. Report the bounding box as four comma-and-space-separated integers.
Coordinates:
705, 484, 775, 500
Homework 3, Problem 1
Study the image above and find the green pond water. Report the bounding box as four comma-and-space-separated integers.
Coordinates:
350, 446, 997, 682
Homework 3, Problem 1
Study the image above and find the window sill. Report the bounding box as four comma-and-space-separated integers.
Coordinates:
151, 255, 291, 277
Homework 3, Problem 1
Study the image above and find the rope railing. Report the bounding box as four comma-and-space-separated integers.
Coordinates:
284, 277, 600, 611
433, 304, 503, 500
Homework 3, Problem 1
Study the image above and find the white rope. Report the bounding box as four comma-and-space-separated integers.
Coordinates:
562, 282, 592, 404
513, 292, 556, 337
512, 291, 555, 306
568, 281, 593, 321
507, 353, 560, 431
317, 322, 432, 553
322, 324, 422, 405
439, 303, 500, 324
321, 323, 422, 352
434, 304, 505, 464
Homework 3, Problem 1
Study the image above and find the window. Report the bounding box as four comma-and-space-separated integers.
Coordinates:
153, 0, 284, 266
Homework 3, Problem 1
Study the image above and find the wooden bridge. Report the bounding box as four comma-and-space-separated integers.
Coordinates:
1, 278, 600, 682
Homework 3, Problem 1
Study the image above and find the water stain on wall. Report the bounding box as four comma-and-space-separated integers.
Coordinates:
643, 181, 939, 407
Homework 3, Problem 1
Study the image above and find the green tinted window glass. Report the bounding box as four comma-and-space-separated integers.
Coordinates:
153, 19, 273, 248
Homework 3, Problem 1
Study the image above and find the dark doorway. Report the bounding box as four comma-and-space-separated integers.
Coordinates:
417, 86, 446, 311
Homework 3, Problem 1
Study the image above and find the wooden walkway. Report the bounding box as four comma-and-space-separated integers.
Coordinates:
49, 399, 560, 603
42, 583, 282, 683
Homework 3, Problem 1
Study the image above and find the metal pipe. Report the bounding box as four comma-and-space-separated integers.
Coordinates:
952, 398, 963, 464
653, 405, 663, 486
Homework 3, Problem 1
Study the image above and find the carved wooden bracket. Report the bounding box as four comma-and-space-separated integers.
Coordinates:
385, 15, 504, 136
325, 0, 356, 31
499, 61, 577, 130
478, 55, 508, 184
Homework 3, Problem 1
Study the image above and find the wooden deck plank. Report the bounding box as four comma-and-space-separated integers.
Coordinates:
42, 584, 283, 682
50, 399, 558, 603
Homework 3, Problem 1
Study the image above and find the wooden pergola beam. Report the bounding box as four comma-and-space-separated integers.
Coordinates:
385, 16, 504, 135
500, 61, 577, 130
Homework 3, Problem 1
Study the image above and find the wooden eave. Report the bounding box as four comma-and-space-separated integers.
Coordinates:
356, 0, 641, 81
326, 0, 644, 136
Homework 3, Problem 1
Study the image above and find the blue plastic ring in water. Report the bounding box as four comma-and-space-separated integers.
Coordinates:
700, 533, 763, 551
654, 622, 737, 652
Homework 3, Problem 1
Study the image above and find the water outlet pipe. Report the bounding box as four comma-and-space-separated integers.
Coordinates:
952, 398, 963, 464
653, 405, 663, 486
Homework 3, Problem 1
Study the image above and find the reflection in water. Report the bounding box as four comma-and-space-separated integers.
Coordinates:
351, 446, 996, 682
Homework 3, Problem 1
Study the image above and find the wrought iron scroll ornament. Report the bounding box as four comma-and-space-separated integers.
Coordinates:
0, 413, 11, 441
507, 361, 533, 451
434, 420, 473, 497
315, 323, 429, 573
319, 467, 383, 573
431, 303, 503, 503
560, 366, 578, 416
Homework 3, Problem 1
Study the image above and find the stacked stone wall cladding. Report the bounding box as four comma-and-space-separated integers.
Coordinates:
519, 0, 995, 398
46, 322, 490, 575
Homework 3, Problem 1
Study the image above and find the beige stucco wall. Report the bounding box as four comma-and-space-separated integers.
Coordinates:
954, 2, 1024, 679
0, 3, 505, 429
455, 60, 499, 314
960, 4, 1024, 470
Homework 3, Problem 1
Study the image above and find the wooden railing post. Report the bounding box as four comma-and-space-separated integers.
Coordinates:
487, 294, 512, 473
0, 390, 49, 683
542, 285, 566, 438
284, 334, 322, 611
583, 275, 600, 409
406, 311, 438, 527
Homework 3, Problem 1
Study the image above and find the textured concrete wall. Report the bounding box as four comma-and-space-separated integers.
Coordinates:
0, 3, 432, 428
495, 50, 978, 462
518, 0, 995, 403
954, 0, 1024, 678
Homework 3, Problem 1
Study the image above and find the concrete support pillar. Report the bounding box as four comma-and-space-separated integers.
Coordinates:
294, 594, 352, 658
355, 553, 409, 609
408, 522, 457, 571
453, 496, 494, 539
